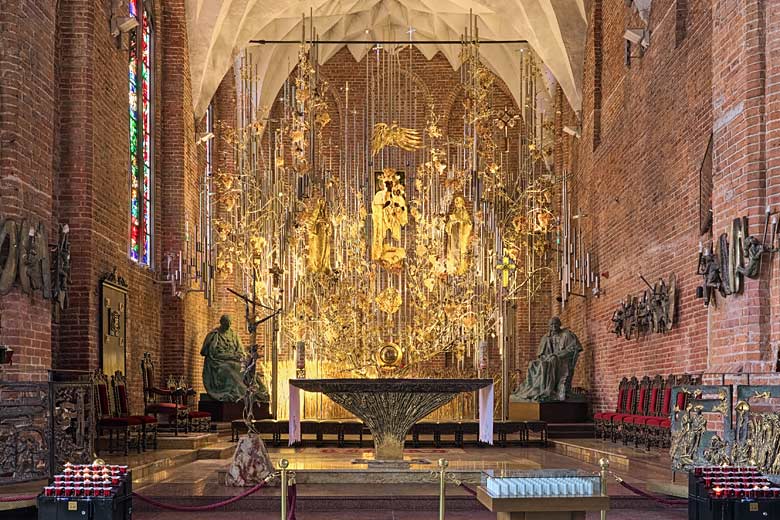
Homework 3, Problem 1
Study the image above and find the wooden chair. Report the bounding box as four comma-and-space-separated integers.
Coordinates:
620, 376, 651, 446
141, 352, 188, 436
92, 371, 142, 455
113, 371, 158, 450
594, 377, 629, 441
646, 374, 676, 449
606, 376, 637, 443
167, 375, 211, 433
624, 374, 663, 448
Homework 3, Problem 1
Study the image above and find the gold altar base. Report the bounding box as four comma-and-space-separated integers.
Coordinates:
374, 437, 405, 461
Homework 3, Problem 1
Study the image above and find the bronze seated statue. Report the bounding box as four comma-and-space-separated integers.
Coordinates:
200, 314, 269, 403
511, 316, 583, 402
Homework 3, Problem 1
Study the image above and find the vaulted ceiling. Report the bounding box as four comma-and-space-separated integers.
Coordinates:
185, 0, 587, 118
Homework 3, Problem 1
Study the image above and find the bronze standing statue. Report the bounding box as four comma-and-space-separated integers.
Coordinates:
201, 315, 269, 403
511, 317, 583, 402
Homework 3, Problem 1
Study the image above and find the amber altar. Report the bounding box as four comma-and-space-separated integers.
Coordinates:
290, 378, 492, 461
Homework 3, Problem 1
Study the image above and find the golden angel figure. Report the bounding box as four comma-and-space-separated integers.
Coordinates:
371, 123, 423, 156
445, 196, 473, 275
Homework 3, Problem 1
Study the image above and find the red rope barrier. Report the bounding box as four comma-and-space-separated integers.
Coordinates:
0, 495, 37, 503
287, 483, 297, 520
615, 478, 687, 507
132, 480, 268, 512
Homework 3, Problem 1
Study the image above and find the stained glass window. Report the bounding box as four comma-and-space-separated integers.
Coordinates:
128, 0, 153, 265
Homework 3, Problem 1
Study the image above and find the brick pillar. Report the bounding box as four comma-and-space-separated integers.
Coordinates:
709, 0, 772, 371
159, 0, 210, 389
0, 0, 57, 380
54, 0, 98, 375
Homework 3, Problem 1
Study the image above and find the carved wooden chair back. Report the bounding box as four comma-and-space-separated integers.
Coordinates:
673, 374, 695, 411
646, 375, 664, 417
634, 376, 652, 415
91, 370, 116, 419
141, 352, 161, 406
624, 377, 639, 414
112, 371, 132, 417
659, 374, 676, 417
615, 377, 630, 413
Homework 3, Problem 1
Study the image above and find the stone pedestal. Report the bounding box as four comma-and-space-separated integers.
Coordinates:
508, 401, 588, 423
199, 394, 270, 422
225, 434, 274, 487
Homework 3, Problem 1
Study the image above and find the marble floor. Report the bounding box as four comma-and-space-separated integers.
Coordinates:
1, 437, 687, 519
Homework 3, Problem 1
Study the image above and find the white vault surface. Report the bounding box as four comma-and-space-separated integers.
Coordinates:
186, 0, 587, 118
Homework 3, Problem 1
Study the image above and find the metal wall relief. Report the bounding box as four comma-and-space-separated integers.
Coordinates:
669, 384, 780, 475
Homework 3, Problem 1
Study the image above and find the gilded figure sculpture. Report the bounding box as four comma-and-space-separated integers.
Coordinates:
371, 123, 423, 156
445, 196, 472, 275
371, 170, 407, 268
306, 198, 332, 274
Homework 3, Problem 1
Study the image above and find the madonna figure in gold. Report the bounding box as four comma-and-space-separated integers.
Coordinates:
446, 195, 472, 275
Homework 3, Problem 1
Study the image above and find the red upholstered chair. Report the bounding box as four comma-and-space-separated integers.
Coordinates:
594, 377, 629, 441
166, 375, 211, 433
600, 376, 638, 442
646, 374, 676, 448
624, 374, 663, 449
620, 376, 651, 446
113, 371, 158, 450
141, 352, 188, 436
92, 370, 142, 455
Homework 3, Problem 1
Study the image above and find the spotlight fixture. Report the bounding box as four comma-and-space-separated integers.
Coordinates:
563, 125, 581, 138
624, 28, 650, 67
198, 131, 215, 144
110, 15, 139, 37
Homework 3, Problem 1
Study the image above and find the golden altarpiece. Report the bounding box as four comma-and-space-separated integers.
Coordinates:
206, 21, 560, 422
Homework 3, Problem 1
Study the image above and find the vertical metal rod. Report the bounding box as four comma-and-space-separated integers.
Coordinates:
438, 458, 448, 520
280, 458, 289, 520
599, 457, 609, 520
272, 312, 279, 418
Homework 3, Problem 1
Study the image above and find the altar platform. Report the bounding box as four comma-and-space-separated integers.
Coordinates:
0, 437, 685, 519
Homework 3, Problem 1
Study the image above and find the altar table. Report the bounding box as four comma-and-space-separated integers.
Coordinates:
289, 378, 494, 460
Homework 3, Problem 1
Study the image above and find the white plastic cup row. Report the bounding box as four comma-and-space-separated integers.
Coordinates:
485, 477, 596, 498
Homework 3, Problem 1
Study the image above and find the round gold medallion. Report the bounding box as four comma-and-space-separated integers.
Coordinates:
376, 342, 403, 370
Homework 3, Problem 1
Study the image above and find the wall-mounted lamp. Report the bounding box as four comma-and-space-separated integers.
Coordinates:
110, 15, 139, 37
624, 28, 650, 67
563, 125, 581, 139
198, 131, 215, 144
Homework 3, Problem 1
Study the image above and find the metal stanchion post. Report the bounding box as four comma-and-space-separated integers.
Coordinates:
599, 457, 609, 520
438, 458, 448, 520
280, 458, 289, 520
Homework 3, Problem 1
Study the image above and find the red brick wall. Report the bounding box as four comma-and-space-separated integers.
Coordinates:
556, 0, 761, 413
0, 0, 57, 381
0, 0, 218, 412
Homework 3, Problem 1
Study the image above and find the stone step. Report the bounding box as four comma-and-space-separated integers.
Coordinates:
156, 432, 219, 450
547, 422, 596, 439
198, 441, 238, 460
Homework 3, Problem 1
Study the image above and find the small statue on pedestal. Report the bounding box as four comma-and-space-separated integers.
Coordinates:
511, 317, 583, 402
